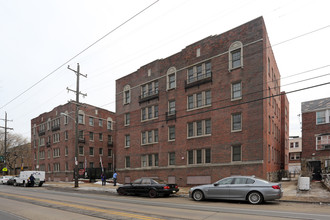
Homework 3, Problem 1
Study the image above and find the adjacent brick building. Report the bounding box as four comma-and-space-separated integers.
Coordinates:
31, 102, 115, 181
288, 136, 302, 174
115, 17, 289, 185
301, 97, 330, 180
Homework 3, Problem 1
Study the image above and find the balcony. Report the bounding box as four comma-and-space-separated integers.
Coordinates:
185, 72, 212, 90
46, 142, 51, 147
51, 125, 60, 132
166, 111, 176, 122
38, 131, 46, 136
78, 138, 85, 144
139, 90, 159, 104
107, 140, 113, 147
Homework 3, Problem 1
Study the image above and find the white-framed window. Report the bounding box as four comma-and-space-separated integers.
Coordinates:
107, 117, 113, 130
187, 61, 211, 84
54, 163, 60, 172
39, 137, 45, 146
187, 119, 211, 138
316, 110, 330, 124
65, 146, 68, 156
99, 133, 103, 141
99, 148, 103, 156
168, 152, 175, 165
125, 135, 130, 147
232, 145, 242, 162
39, 151, 45, 159
231, 82, 242, 100
79, 146, 84, 156
78, 110, 85, 124
89, 147, 94, 156
141, 80, 158, 98
141, 129, 158, 145
141, 105, 158, 121
187, 148, 211, 165
141, 154, 159, 167
231, 113, 242, 132
64, 131, 68, 140
108, 148, 112, 157
123, 85, 131, 104
99, 119, 103, 127
89, 117, 94, 126
89, 132, 94, 141
53, 133, 60, 143
316, 135, 330, 150
125, 113, 130, 126
53, 148, 60, 158
187, 90, 211, 110
168, 100, 176, 115
47, 149, 51, 158
125, 156, 130, 168
168, 126, 175, 141
229, 41, 243, 71
167, 67, 176, 90
289, 152, 301, 160
64, 113, 68, 125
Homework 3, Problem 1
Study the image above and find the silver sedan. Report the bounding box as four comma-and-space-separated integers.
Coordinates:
189, 176, 283, 204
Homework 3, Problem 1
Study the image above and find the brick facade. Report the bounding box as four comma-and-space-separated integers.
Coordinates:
31, 102, 115, 181
301, 97, 330, 180
115, 17, 289, 185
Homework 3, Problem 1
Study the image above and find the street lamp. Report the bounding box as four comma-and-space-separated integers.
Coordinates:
61, 112, 79, 188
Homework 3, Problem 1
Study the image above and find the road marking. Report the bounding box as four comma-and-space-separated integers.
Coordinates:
0, 192, 164, 220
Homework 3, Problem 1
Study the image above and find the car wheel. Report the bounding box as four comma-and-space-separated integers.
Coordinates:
148, 189, 157, 198
192, 190, 204, 201
117, 188, 126, 196
247, 191, 263, 204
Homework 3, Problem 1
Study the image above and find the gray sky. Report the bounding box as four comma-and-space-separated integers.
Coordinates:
1, 0, 330, 139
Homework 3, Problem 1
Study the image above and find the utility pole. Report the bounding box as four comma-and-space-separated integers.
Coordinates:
0, 112, 13, 175
67, 63, 87, 188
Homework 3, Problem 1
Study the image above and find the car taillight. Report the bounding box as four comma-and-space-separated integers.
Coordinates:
164, 186, 170, 189
175, 185, 178, 189
272, 185, 280, 190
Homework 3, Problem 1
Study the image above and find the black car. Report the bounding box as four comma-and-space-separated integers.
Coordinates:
117, 178, 179, 198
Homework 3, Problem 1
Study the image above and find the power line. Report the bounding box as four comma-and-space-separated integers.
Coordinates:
0, 0, 160, 111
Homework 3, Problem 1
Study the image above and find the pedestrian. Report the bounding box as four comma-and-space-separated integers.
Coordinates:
101, 173, 106, 186
113, 171, 117, 186
29, 174, 35, 187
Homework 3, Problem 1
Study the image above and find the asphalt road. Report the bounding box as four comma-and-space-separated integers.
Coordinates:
0, 184, 330, 220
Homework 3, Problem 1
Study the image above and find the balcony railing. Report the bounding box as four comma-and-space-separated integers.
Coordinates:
78, 138, 85, 144
185, 72, 212, 90
139, 90, 159, 104
46, 142, 51, 147
107, 140, 113, 147
38, 131, 46, 136
166, 111, 176, 122
51, 125, 60, 132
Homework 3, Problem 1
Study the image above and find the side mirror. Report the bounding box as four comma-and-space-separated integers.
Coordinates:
214, 183, 219, 186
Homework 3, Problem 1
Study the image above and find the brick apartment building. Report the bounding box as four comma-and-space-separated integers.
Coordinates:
301, 97, 330, 180
288, 136, 302, 174
115, 17, 289, 186
31, 102, 115, 181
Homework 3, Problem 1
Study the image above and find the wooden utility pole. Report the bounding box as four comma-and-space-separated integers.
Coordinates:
67, 63, 87, 188
0, 112, 13, 174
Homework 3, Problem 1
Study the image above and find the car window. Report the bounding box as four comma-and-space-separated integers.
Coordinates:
218, 178, 233, 185
233, 178, 247, 184
133, 178, 142, 184
141, 179, 151, 184
246, 178, 255, 184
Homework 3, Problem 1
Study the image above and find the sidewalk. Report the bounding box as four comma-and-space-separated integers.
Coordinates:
43, 180, 330, 204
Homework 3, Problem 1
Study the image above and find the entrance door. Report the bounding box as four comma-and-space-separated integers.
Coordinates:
309, 161, 322, 180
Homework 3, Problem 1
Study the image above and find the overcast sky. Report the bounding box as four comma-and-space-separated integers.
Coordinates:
1, 0, 329, 140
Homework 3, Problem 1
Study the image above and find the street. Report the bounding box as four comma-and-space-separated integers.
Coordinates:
0, 184, 330, 220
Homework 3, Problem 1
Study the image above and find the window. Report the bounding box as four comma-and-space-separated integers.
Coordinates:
169, 152, 175, 165
229, 41, 243, 70
65, 146, 68, 156
89, 147, 94, 156
65, 162, 69, 171
187, 61, 212, 84
168, 126, 175, 141
64, 131, 68, 140
187, 119, 211, 138
141, 129, 158, 145
78, 114, 84, 124
47, 149, 51, 158
232, 113, 242, 132
168, 100, 176, 115
53, 148, 60, 158
99, 133, 103, 141
187, 149, 211, 165
187, 90, 212, 110
89, 162, 94, 168
39, 137, 45, 146
167, 67, 177, 90
99, 119, 103, 127
316, 110, 330, 124
39, 151, 45, 159
141, 105, 158, 121
125, 113, 130, 126
79, 146, 84, 155
54, 163, 60, 172
141, 154, 159, 167
125, 135, 130, 147
232, 145, 242, 162
107, 117, 113, 130
89, 117, 94, 126
78, 130, 84, 140
89, 132, 94, 141
231, 82, 242, 100
316, 135, 330, 150
99, 148, 103, 155
108, 148, 112, 157
290, 153, 301, 160
141, 81, 158, 98
125, 156, 130, 168
53, 133, 60, 143
123, 85, 131, 104
64, 114, 68, 125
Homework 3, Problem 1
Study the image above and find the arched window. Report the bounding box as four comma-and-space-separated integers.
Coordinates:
166, 67, 176, 90
229, 41, 243, 71
123, 85, 131, 104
